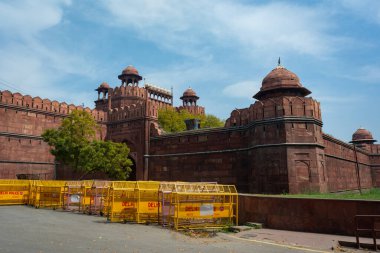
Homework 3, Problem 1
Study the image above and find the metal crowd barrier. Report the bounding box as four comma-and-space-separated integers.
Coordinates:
33, 180, 66, 209
84, 180, 111, 215
0, 179, 239, 232
0, 179, 30, 205
107, 181, 160, 223
158, 182, 217, 227
63, 180, 93, 212
167, 183, 238, 230
28, 180, 39, 206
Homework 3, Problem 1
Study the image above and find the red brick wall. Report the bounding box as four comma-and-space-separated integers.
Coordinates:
148, 128, 252, 192
323, 134, 373, 191
149, 95, 326, 194
148, 125, 303, 194
0, 90, 106, 179
239, 194, 380, 236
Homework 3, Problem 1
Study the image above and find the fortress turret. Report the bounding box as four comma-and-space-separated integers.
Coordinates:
118, 65, 142, 86
179, 87, 205, 116
350, 127, 377, 149
95, 82, 110, 111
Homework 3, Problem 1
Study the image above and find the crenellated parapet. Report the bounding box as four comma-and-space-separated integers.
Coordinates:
108, 102, 146, 122
177, 105, 205, 116
112, 85, 147, 99
0, 90, 106, 122
225, 96, 321, 127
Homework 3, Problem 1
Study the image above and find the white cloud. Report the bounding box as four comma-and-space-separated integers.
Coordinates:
144, 62, 228, 93
0, 0, 98, 104
340, 0, 380, 25
101, 0, 341, 58
0, 0, 71, 38
222, 80, 261, 99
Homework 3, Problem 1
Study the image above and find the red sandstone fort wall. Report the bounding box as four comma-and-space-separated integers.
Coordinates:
0, 90, 106, 179
148, 125, 293, 193
323, 134, 373, 191
369, 144, 380, 187
239, 194, 380, 236
148, 128, 251, 192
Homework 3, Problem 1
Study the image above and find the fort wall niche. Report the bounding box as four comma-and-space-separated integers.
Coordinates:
287, 147, 327, 193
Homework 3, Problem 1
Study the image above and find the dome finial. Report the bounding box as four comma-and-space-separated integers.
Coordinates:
276, 57, 283, 69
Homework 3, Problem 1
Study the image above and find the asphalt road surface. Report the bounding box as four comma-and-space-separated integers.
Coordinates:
0, 206, 325, 253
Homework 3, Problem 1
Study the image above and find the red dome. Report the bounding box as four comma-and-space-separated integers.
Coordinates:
352, 128, 374, 142
122, 65, 140, 76
180, 87, 199, 101
262, 66, 301, 90
253, 65, 311, 100
183, 87, 197, 97
99, 82, 110, 89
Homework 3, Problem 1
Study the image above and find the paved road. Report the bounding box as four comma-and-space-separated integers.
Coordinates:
0, 206, 332, 253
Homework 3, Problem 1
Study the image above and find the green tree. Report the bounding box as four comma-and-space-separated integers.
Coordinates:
42, 110, 132, 179
78, 141, 132, 180
158, 107, 186, 133
200, 114, 225, 128
158, 108, 224, 133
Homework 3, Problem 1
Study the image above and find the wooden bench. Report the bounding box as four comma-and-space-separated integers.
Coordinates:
355, 215, 380, 251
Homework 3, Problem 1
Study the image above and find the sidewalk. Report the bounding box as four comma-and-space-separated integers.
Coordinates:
221, 228, 377, 253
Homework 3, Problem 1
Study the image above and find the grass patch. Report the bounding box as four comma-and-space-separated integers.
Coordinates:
278, 188, 380, 200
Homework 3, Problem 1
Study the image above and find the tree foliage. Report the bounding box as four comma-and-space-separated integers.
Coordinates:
158, 108, 225, 133
201, 114, 225, 129
42, 110, 132, 179
78, 141, 132, 180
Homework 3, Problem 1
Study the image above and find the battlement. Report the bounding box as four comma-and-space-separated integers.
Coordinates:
108, 99, 174, 122
177, 105, 205, 116
108, 102, 146, 122
111, 85, 147, 99
0, 90, 106, 122
225, 96, 321, 127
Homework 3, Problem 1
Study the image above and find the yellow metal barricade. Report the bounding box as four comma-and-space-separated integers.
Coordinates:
84, 180, 111, 215
108, 181, 136, 222
158, 182, 217, 227
63, 181, 93, 212
168, 184, 238, 230
0, 179, 30, 205
158, 182, 176, 227
28, 180, 40, 206
34, 180, 66, 209
108, 181, 160, 223
135, 181, 160, 223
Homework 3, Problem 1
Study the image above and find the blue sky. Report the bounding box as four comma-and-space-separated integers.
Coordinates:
0, 0, 379, 142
